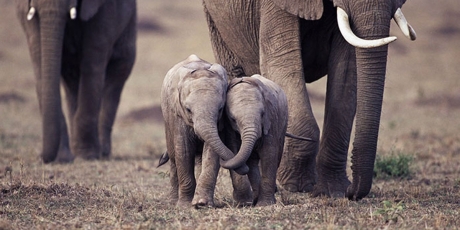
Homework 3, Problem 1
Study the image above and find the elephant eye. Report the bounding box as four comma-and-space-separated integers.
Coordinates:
185, 107, 192, 114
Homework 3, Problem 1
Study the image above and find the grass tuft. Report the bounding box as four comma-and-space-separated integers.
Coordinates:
374, 152, 413, 179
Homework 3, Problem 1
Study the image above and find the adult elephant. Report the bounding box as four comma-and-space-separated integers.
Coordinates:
203, 0, 416, 200
16, 0, 136, 163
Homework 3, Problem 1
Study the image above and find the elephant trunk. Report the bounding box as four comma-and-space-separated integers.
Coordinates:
39, 6, 67, 163
220, 128, 258, 170
347, 5, 391, 200
195, 121, 249, 175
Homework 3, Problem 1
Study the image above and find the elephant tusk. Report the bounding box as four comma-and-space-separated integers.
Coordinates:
70, 7, 77, 20
27, 7, 36, 20
336, 7, 397, 48
393, 8, 417, 41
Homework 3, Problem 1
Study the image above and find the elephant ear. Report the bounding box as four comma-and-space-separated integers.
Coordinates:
273, 0, 323, 20
80, 0, 107, 21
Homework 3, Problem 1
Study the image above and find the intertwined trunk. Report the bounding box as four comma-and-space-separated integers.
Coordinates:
195, 121, 249, 175
220, 129, 258, 169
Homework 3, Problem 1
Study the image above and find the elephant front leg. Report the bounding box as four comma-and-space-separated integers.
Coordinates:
192, 144, 219, 208
98, 56, 134, 158
313, 36, 355, 198
259, 0, 320, 193
229, 169, 253, 206
71, 63, 105, 160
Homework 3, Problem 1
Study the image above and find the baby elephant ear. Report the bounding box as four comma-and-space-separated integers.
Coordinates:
273, 0, 323, 20
80, 0, 107, 21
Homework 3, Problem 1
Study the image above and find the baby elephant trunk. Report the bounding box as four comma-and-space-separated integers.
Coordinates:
220, 129, 258, 170
196, 122, 249, 175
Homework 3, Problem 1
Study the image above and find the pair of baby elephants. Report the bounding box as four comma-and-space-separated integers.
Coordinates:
160, 54, 313, 207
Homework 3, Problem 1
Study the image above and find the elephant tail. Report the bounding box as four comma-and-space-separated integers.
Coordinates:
285, 132, 317, 142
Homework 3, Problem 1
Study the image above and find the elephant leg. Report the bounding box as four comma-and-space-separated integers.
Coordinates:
98, 56, 134, 158
246, 157, 260, 205
255, 145, 280, 206
71, 59, 105, 159
313, 34, 356, 197
203, 3, 259, 78
192, 144, 219, 208
169, 158, 179, 204
229, 169, 253, 206
55, 109, 74, 163
259, 0, 320, 192
174, 132, 198, 207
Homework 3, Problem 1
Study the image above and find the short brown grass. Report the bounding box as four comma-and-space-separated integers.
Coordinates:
1, 0, 460, 229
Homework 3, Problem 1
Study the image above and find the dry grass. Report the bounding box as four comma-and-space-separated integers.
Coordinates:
1, 0, 460, 229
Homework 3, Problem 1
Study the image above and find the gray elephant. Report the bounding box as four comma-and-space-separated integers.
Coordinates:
16, 0, 136, 162
161, 55, 250, 207
203, 0, 416, 200
220, 74, 289, 206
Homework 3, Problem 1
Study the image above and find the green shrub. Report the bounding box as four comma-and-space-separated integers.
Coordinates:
374, 152, 413, 179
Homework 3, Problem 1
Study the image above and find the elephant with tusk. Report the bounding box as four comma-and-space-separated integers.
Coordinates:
203, 0, 416, 200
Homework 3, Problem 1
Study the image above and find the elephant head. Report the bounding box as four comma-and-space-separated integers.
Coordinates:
273, 0, 416, 200
16, 0, 109, 162
220, 75, 287, 170
162, 54, 249, 175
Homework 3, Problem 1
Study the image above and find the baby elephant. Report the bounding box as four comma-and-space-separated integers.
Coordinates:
220, 74, 288, 206
161, 55, 248, 207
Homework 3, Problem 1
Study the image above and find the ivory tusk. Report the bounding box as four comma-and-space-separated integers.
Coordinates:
27, 7, 36, 20
70, 7, 77, 20
337, 7, 397, 48
393, 8, 417, 41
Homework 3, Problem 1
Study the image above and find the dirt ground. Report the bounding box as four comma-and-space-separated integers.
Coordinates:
0, 0, 459, 229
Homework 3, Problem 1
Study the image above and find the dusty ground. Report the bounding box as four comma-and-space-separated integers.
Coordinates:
0, 0, 459, 229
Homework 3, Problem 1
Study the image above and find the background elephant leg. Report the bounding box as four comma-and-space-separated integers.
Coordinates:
192, 144, 219, 207
55, 109, 74, 163
313, 36, 356, 197
99, 57, 134, 157
259, 0, 319, 193
71, 60, 105, 159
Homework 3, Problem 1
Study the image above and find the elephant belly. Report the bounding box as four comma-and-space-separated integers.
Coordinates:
61, 19, 84, 82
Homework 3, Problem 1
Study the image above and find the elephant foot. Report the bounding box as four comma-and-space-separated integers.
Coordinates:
233, 189, 253, 206
176, 199, 192, 208
312, 174, 351, 198
55, 148, 75, 163
100, 140, 112, 158
72, 147, 101, 160
254, 196, 276, 207
192, 196, 215, 208
277, 153, 317, 193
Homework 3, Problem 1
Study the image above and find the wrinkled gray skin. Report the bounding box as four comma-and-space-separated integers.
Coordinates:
16, 0, 136, 162
161, 55, 250, 207
203, 0, 416, 200
221, 75, 288, 206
